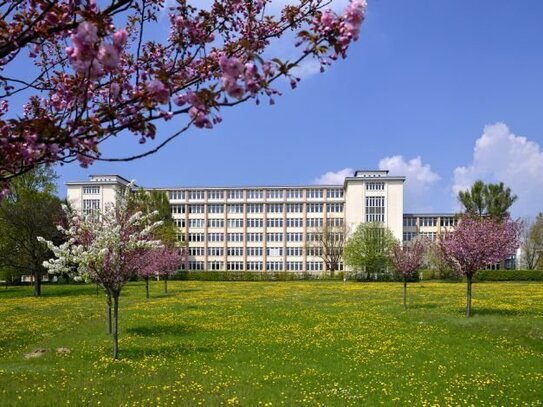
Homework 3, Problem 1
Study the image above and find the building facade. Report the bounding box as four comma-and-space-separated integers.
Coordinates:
66, 171, 456, 272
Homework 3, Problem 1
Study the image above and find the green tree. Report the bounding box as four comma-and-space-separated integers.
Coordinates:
458, 180, 517, 220
343, 223, 396, 278
0, 167, 63, 295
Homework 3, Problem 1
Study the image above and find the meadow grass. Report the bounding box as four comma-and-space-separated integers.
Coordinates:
0, 281, 542, 406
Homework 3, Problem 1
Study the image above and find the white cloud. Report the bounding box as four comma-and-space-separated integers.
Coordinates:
378, 156, 440, 212
453, 122, 543, 218
313, 168, 354, 184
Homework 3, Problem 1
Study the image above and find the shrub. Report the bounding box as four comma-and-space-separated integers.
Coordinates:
474, 269, 543, 282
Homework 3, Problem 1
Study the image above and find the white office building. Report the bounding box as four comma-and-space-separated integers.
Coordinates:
66, 170, 456, 272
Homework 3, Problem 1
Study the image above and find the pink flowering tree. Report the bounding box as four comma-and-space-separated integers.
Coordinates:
138, 246, 185, 298
0, 0, 367, 196
39, 183, 163, 359
438, 215, 521, 317
392, 238, 427, 309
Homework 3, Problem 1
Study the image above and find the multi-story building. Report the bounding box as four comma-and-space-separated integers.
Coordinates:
66, 170, 459, 272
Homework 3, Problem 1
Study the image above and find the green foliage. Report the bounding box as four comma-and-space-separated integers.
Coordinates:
0, 167, 63, 294
458, 180, 517, 219
474, 269, 543, 282
343, 222, 396, 275
130, 188, 178, 247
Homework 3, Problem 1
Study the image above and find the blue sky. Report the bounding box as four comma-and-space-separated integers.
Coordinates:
55, 0, 543, 218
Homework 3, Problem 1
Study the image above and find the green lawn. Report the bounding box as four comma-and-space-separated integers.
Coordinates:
0, 281, 542, 406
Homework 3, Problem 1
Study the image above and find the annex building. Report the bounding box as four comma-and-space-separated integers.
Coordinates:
66, 170, 457, 272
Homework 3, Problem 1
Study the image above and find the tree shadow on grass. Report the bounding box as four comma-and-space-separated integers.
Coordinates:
126, 323, 198, 337
469, 307, 529, 317
120, 342, 215, 360
408, 303, 440, 310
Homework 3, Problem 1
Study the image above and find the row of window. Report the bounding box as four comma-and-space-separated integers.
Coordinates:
188, 246, 312, 258
403, 216, 457, 228
169, 189, 344, 201
403, 231, 438, 242
83, 186, 100, 194
175, 217, 342, 229
171, 202, 344, 215
186, 261, 328, 271
366, 182, 385, 191
365, 196, 385, 223
185, 231, 346, 243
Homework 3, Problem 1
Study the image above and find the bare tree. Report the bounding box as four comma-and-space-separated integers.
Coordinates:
521, 215, 543, 270
306, 219, 347, 277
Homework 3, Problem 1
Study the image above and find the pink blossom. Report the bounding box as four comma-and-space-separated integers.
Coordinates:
146, 80, 170, 104
98, 43, 120, 70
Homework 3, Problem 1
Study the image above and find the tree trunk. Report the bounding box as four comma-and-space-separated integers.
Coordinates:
112, 293, 119, 360
403, 277, 407, 310
466, 273, 473, 317
164, 274, 168, 294
145, 276, 149, 299
106, 293, 112, 335
33, 270, 41, 297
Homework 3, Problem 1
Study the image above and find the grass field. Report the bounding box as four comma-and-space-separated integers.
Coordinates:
0, 281, 542, 406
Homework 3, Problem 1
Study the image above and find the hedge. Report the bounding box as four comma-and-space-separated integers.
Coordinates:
474, 269, 543, 282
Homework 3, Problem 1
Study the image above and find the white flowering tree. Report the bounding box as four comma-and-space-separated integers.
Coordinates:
39, 184, 163, 359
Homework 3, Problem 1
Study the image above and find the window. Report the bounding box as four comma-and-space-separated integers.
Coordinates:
208, 233, 224, 242
287, 203, 303, 213
247, 247, 263, 256
266, 261, 283, 271
247, 233, 263, 242
307, 218, 324, 228
307, 189, 323, 199
287, 247, 303, 257
327, 203, 343, 213
307, 203, 323, 213
172, 205, 185, 214
189, 204, 204, 214
286, 218, 303, 228
365, 196, 385, 222
189, 219, 204, 228
403, 217, 416, 227
208, 204, 224, 214
228, 190, 243, 200
189, 261, 204, 270
247, 190, 263, 200
208, 218, 224, 228
208, 247, 224, 257
227, 261, 244, 271
287, 262, 303, 271
188, 190, 204, 200
267, 247, 283, 256
420, 217, 437, 227
188, 233, 204, 242
266, 203, 283, 213
228, 204, 244, 214
307, 261, 323, 271
327, 189, 344, 199
327, 217, 343, 227
83, 186, 100, 194
247, 261, 263, 271
307, 233, 322, 242
189, 247, 204, 256
227, 218, 244, 228
267, 189, 283, 200
208, 190, 224, 200
441, 217, 456, 227
266, 218, 283, 228
83, 199, 100, 214
403, 232, 417, 242
266, 232, 283, 242
208, 261, 223, 271
227, 247, 244, 256
247, 218, 264, 228
247, 204, 263, 213
287, 232, 303, 242
287, 189, 303, 199
174, 219, 185, 228
227, 233, 244, 242
366, 182, 385, 191
169, 190, 185, 200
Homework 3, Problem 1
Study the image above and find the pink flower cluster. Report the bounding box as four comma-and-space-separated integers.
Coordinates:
66, 22, 127, 79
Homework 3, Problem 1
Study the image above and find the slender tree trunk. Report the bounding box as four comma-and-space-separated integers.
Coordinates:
164, 274, 168, 294
145, 276, 149, 299
106, 293, 112, 335
403, 277, 407, 310
112, 293, 119, 360
466, 273, 473, 317
33, 271, 41, 297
